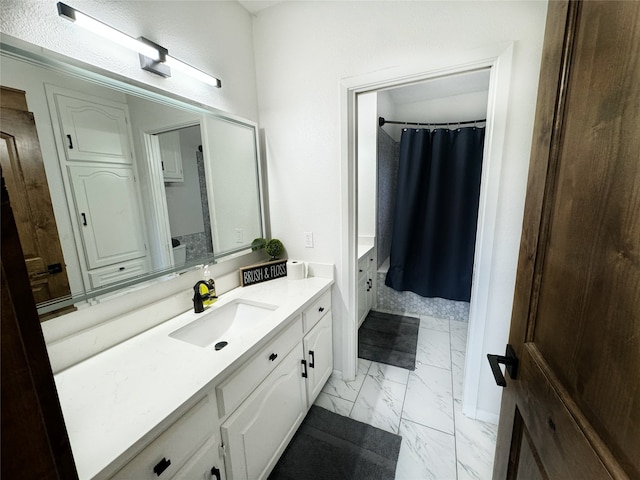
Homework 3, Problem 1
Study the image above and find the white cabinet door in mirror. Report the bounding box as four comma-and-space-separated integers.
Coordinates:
158, 130, 184, 182
54, 93, 132, 164
69, 165, 147, 269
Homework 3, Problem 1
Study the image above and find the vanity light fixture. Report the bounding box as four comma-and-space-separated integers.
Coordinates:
57, 2, 222, 88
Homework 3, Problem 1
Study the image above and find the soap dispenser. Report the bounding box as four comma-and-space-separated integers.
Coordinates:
203, 265, 218, 306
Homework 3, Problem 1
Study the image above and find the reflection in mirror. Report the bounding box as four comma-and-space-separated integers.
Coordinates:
155, 126, 213, 267
0, 39, 265, 319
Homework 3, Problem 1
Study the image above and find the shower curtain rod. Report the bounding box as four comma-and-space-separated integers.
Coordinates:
378, 116, 486, 128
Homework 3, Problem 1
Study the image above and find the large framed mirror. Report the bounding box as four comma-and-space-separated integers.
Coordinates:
0, 35, 266, 319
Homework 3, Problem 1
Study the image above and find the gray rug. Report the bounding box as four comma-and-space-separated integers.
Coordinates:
358, 310, 420, 370
268, 406, 402, 480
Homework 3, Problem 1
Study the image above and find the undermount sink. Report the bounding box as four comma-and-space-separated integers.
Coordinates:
169, 299, 278, 348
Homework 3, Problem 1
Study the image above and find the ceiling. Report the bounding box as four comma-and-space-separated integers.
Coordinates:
238, 0, 283, 14
384, 68, 491, 105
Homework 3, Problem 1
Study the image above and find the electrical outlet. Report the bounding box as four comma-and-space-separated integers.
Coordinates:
304, 231, 314, 248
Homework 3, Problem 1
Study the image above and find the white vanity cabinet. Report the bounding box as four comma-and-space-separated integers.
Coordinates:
302, 292, 333, 406
57, 280, 334, 480
358, 247, 376, 327
220, 290, 333, 480
111, 396, 223, 480
220, 347, 307, 480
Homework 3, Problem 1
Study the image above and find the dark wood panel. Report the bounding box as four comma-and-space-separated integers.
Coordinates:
1, 177, 78, 479
494, 2, 575, 476
516, 427, 548, 480
495, 2, 639, 478
533, 2, 640, 476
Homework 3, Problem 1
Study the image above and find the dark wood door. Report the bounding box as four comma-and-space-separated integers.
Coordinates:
1, 176, 78, 479
0, 87, 72, 316
493, 1, 640, 478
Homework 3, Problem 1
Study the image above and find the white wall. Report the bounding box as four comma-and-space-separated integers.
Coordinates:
252, 1, 548, 419
357, 92, 377, 238
0, 0, 259, 121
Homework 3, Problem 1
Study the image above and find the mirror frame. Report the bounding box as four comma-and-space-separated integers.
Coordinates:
0, 34, 267, 315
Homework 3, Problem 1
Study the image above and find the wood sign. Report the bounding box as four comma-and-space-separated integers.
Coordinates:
240, 259, 287, 287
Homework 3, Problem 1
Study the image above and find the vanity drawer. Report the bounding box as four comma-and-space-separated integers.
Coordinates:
111, 396, 216, 480
303, 290, 331, 332
216, 315, 303, 418
88, 257, 148, 289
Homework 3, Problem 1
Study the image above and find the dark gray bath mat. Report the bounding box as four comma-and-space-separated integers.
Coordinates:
358, 310, 420, 370
268, 405, 402, 480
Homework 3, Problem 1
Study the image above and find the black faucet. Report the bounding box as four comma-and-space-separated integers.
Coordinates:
193, 280, 211, 313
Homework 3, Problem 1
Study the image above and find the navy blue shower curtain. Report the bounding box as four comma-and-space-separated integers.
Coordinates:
384, 127, 485, 302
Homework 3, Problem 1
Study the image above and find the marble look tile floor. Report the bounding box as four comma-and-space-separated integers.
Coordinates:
315, 315, 498, 480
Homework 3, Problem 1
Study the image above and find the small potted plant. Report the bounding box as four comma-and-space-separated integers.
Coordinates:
251, 237, 267, 251
265, 238, 284, 260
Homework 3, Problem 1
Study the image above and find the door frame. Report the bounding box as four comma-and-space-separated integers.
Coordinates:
340, 43, 514, 420
142, 120, 203, 270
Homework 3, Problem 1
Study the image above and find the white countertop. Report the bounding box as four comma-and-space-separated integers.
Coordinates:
54, 276, 333, 480
358, 243, 374, 260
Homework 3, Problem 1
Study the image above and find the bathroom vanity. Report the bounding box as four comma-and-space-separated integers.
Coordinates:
54, 276, 333, 480
357, 244, 376, 327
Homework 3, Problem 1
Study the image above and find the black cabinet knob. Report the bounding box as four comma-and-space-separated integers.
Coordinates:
269, 353, 278, 361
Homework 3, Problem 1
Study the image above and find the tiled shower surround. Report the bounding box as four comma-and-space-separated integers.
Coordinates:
173, 232, 211, 262
376, 128, 400, 269
171, 150, 213, 263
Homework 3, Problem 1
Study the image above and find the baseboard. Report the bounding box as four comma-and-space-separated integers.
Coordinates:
474, 408, 500, 425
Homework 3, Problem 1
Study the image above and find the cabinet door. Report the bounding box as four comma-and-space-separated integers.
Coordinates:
54, 94, 132, 164
303, 312, 333, 405
69, 164, 147, 270
172, 438, 225, 480
221, 347, 306, 480
158, 130, 184, 182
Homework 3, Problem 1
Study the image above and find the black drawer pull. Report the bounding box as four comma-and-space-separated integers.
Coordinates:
309, 350, 315, 368
66, 134, 73, 149
269, 353, 278, 361
153, 457, 171, 476
81, 213, 87, 226
318, 306, 325, 313
301, 359, 308, 378
211, 466, 221, 480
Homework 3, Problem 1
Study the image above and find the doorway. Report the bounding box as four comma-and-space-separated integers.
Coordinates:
358, 69, 490, 324
341, 44, 515, 422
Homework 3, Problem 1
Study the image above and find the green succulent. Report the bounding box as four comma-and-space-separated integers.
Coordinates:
265, 238, 284, 260
251, 237, 266, 251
